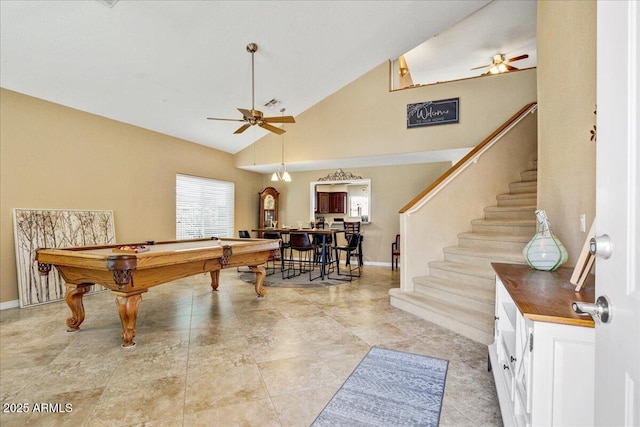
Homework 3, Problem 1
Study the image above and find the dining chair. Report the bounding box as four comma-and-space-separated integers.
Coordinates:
391, 234, 400, 270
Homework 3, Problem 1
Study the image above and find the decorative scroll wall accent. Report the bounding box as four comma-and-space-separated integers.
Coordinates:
13, 209, 115, 307
317, 169, 362, 181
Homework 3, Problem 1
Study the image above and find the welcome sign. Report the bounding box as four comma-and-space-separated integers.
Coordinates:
407, 98, 459, 128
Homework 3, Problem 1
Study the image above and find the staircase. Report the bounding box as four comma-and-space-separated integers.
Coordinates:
393, 164, 538, 344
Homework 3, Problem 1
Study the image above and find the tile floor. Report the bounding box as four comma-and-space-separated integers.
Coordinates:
0, 266, 502, 426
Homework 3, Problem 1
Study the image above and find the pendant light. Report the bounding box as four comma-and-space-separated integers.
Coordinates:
271, 108, 292, 182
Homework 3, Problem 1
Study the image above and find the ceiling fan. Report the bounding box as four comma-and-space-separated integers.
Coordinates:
207, 43, 295, 135
471, 53, 529, 75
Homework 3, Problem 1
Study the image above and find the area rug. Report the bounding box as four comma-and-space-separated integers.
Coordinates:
238, 271, 344, 288
312, 347, 448, 427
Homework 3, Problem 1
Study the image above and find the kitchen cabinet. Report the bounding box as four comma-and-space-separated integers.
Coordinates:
316, 192, 346, 214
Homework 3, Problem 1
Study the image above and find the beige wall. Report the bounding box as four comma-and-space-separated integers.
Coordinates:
235, 64, 538, 167
261, 163, 451, 265
0, 89, 263, 303
537, 0, 596, 266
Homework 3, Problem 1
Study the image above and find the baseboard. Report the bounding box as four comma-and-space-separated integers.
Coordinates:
365, 261, 392, 267
335, 260, 391, 267
0, 299, 20, 310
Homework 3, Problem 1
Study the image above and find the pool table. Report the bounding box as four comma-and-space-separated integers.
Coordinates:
36, 237, 280, 348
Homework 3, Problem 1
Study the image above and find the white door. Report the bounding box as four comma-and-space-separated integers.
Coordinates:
595, 1, 640, 425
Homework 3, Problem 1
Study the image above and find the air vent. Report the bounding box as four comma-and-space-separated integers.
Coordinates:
264, 98, 281, 108
96, 0, 120, 8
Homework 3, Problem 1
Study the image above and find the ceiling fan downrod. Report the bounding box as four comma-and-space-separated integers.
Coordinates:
247, 43, 258, 112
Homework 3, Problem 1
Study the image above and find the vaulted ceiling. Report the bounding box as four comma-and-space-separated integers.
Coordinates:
0, 1, 535, 155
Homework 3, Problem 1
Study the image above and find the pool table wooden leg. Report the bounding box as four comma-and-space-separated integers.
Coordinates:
114, 290, 146, 348
210, 269, 220, 291
250, 265, 266, 297
65, 283, 92, 332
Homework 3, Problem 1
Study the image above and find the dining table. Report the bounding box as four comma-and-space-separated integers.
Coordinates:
251, 228, 335, 280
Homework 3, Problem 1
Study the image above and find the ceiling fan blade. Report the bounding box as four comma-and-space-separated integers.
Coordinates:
207, 117, 245, 122
505, 64, 519, 71
259, 123, 286, 135
471, 63, 490, 70
263, 115, 296, 124
234, 123, 251, 134
506, 54, 529, 63
237, 108, 253, 118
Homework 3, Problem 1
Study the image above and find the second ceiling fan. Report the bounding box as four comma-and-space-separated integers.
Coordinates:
472, 53, 529, 75
207, 43, 295, 135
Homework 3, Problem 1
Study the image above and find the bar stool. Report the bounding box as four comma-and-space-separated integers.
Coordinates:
237, 230, 251, 272
344, 221, 363, 265
263, 231, 283, 276
285, 233, 316, 280
334, 232, 362, 281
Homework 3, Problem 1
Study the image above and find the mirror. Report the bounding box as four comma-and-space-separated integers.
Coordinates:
309, 178, 371, 227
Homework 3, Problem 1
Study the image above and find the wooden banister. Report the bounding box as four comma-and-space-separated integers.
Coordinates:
399, 102, 537, 214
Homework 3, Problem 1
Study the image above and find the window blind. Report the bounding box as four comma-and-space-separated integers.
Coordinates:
176, 174, 234, 239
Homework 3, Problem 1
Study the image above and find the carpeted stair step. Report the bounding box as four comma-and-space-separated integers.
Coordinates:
471, 218, 536, 235
457, 232, 531, 252
395, 161, 539, 346
509, 180, 537, 194
443, 246, 526, 268
413, 275, 494, 315
484, 205, 536, 220
389, 289, 494, 345
428, 261, 495, 289
496, 192, 537, 207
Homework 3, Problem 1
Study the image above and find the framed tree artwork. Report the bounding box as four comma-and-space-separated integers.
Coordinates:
13, 208, 115, 307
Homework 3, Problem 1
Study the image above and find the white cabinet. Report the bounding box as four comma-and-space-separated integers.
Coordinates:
489, 263, 596, 427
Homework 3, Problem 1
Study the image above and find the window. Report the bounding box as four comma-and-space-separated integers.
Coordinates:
348, 185, 369, 218
349, 195, 369, 217
176, 174, 234, 239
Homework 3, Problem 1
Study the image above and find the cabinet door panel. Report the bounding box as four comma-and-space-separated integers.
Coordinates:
329, 192, 346, 213
317, 193, 330, 214
530, 322, 594, 427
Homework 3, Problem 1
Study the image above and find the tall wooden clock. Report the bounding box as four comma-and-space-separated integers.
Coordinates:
259, 187, 279, 230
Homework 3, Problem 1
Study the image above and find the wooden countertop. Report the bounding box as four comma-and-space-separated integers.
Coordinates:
492, 263, 596, 328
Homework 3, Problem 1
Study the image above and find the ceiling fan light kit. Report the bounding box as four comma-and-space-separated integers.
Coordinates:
472, 53, 529, 75
207, 43, 295, 135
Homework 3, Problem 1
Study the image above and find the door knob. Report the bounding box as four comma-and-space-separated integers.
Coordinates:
589, 234, 613, 259
572, 295, 612, 324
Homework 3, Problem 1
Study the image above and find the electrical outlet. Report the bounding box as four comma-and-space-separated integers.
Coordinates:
580, 214, 586, 232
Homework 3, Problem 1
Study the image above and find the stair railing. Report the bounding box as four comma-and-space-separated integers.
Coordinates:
400, 102, 538, 214
397, 102, 538, 291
